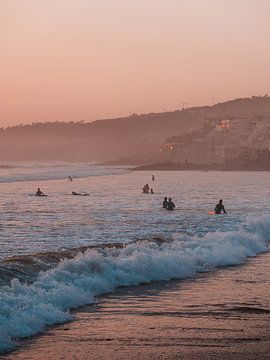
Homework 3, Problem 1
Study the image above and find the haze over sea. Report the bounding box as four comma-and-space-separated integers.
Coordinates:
0, 162, 269, 354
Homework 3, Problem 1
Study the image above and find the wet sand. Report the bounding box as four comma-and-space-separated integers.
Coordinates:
4, 252, 270, 360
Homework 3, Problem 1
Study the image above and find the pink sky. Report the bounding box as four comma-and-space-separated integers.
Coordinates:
1, 0, 270, 127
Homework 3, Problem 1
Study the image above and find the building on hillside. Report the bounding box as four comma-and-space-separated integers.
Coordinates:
159, 116, 270, 165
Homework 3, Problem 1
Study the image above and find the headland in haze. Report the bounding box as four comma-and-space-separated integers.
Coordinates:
1, 96, 270, 170
131, 150, 270, 172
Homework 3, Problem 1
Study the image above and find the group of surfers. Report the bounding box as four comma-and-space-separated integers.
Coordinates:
142, 184, 154, 194
36, 173, 227, 215
36, 188, 89, 196
162, 197, 227, 214
162, 198, 227, 214
162, 197, 176, 211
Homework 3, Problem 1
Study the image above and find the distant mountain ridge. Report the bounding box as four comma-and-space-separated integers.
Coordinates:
1, 96, 270, 162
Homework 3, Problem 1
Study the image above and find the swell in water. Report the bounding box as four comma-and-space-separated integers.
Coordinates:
0, 214, 269, 353
0, 162, 130, 183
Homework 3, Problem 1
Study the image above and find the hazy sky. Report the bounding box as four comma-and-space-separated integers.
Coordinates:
1, 0, 270, 127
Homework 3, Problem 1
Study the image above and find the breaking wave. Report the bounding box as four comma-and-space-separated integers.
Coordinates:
0, 214, 269, 353
0, 162, 130, 183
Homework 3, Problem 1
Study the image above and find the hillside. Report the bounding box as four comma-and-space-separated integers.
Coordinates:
0, 112, 201, 162
1, 96, 270, 162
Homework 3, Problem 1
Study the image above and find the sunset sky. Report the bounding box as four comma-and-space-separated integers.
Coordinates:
1, 0, 270, 127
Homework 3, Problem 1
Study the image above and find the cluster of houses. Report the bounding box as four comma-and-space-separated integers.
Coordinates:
160, 116, 270, 165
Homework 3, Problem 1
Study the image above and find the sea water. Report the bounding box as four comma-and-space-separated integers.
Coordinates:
0, 162, 269, 353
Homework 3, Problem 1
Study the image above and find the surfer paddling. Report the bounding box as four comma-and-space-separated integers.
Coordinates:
72, 191, 89, 196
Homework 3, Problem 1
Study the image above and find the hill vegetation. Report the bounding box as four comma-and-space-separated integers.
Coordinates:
1, 96, 270, 162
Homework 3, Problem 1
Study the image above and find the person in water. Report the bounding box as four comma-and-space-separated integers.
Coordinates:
166, 197, 175, 210
72, 191, 89, 196
214, 199, 227, 214
163, 197, 168, 208
152, 175, 155, 181
68, 176, 73, 182
150, 188, 154, 194
36, 188, 46, 196
143, 184, 150, 193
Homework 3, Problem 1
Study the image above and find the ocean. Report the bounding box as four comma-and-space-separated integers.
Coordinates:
0, 162, 269, 354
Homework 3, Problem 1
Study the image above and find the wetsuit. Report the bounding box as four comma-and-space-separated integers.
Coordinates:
167, 201, 175, 210
214, 203, 227, 214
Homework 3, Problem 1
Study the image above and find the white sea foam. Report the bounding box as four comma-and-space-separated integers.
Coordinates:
0, 214, 269, 353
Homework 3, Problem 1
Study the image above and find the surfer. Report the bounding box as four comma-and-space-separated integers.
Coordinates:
166, 197, 175, 211
36, 188, 46, 196
214, 199, 227, 214
68, 176, 73, 182
72, 191, 89, 196
163, 197, 168, 208
143, 184, 150, 193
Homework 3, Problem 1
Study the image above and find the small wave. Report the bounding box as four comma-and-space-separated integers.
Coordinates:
0, 165, 13, 169
227, 306, 270, 314
0, 237, 169, 287
0, 242, 125, 287
0, 214, 269, 353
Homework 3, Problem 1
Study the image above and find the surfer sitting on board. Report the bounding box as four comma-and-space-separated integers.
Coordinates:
36, 188, 46, 196
214, 199, 227, 214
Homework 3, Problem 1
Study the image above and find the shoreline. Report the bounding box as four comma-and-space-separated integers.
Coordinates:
5, 252, 270, 360
131, 162, 270, 172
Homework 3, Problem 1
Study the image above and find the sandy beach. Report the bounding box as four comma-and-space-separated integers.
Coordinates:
4, 251, 270, 360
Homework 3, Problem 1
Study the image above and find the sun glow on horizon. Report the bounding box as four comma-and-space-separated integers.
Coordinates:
1, 0, 270, 127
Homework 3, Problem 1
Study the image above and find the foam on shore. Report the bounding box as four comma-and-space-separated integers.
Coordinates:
0, 214, 269, 353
